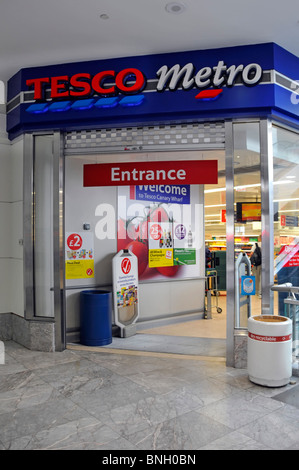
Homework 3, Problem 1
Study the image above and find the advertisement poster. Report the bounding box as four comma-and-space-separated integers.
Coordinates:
277, 244, 299, 268
148, 221, 174, 268
117, 185, 201, 280
112, 251, 139, 328
65, 232, 94, 280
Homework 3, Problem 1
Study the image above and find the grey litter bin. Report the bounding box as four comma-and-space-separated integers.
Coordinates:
80, 290, 112, 346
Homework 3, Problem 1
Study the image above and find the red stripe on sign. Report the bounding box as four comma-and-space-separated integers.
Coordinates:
195, 89, 223, 100
83, 160, 218, 187
248, 332, 292, 342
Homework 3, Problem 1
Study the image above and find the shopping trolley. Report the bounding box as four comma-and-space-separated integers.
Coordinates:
205, 269, 222, 318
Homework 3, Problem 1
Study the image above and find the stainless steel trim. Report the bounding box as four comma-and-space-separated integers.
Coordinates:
225, 120, 235, 367
53, 132, 66, 351
260, 119, 274, 315
23, 134, 35, 320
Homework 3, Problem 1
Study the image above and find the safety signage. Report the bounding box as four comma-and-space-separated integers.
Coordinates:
241, 275, 255, 295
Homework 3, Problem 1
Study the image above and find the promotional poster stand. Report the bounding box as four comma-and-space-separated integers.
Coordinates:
112, 249, 139, 338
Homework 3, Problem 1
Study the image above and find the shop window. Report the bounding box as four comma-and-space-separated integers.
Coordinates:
233, 122, 261, 327
273, 126, 299, 315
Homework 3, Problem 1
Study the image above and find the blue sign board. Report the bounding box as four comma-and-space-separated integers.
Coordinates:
133, 184, 190, 205
285, 216, 299, 227
6, 42, 299, 139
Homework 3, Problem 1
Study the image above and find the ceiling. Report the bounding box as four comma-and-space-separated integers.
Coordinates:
1, 0, 299, 86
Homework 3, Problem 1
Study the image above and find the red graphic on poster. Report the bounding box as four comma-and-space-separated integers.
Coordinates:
67, 233, 83, 250
86, 268, 93, 276
149, 224, 163, 240
121, 257, 131, 274
278, 245, 299, 267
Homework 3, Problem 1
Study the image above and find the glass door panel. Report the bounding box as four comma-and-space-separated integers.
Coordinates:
273, 126, 299, 316
233, 122, 261, 328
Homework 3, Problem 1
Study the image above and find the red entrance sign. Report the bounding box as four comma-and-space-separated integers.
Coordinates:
83, 160, 218, 187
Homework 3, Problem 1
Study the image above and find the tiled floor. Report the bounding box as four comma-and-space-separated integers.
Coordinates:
1, 340, 299, 450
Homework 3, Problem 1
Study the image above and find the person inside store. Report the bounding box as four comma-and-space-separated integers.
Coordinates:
250, 235, 262, 298
205, 245, 212, 269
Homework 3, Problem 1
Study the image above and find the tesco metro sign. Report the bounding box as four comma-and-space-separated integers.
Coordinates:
26, 60, 263, 101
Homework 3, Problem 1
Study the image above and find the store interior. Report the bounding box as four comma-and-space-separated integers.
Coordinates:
104, 125, 299, 356
69, 124, 299, 357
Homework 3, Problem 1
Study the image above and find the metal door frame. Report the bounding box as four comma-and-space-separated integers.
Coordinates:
23, 131, 65, 351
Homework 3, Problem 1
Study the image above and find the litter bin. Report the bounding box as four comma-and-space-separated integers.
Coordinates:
248, 315, 292, 387
80, 290, 112, 346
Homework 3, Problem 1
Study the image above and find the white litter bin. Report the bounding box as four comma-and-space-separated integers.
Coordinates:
248, 315, 292, 387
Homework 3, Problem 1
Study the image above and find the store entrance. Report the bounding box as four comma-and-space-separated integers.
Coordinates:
65, 150, 227, 357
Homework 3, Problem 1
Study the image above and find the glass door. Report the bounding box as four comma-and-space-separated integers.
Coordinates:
233, 122, 262, 327
272, 125, 299, 315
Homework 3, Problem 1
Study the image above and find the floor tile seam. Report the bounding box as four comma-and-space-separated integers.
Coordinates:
40, 416, 123, 451
189, 373, 251, 392
274, 400, 299, 418
37, 374, 136, 405
105, 406, 235, 451
0, 401, 111, 449
195, 395, 294, 446
197, 429, 272, 451
1, 353, 32, 373
0, 377, 59, 402
0, 368, 72, 400
0, 367, 62, 390
89, 388, 212, 437
1, 358, 84, 373
235, 427, 280, 451
193, 408, 276, 448
0, 386, 85, 423
193, 387, 284, 420
2, 415, 121, 451
67, 344, 226, 363
231, 407, 299, 451
31, 359, 131, 384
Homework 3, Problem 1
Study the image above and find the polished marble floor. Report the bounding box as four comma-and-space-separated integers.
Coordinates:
1, 340, 299, 450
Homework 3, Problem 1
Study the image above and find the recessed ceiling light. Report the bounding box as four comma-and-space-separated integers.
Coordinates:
165, 2, 186, 14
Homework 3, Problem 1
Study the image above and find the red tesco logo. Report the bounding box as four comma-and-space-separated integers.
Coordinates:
26, 68, 146, 100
